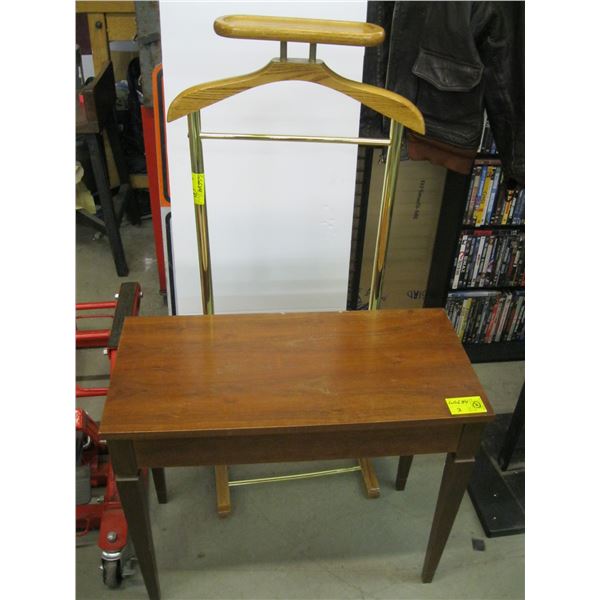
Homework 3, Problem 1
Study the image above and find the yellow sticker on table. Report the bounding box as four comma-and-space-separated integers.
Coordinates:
445, 396, 487, 415
192, 173, 205, 205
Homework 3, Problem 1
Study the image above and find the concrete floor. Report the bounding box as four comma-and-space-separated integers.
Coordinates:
76, 217, 525, 599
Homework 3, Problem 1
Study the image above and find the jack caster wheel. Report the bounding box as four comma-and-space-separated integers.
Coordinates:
101, 559, 123, 589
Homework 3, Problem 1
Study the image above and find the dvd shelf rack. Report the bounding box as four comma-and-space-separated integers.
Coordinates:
425, 114, 524, 363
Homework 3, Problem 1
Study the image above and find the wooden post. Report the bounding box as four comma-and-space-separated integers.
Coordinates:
87, 13, 110, 76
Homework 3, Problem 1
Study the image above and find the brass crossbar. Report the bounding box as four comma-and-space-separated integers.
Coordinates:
196, 132, 391, 146
228, 465, 362, 486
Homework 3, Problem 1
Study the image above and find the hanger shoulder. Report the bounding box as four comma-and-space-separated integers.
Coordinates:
168, 59, 424, 134
214, 15, 385, 47
315, 62, 425, 134
167, 61, 278, 122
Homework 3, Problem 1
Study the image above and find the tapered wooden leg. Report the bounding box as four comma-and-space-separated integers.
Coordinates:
151, 468, 168, 504
215, 465, 231, 518
116, 473, 161, 600
395, 455, 413, 490
421, 453, 476, 583
358, 458, 380, 498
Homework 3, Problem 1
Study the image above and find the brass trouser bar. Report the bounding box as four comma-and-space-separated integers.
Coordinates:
229, 465, 362, 487
186, 111, 404, 482
197, 132, 391, 146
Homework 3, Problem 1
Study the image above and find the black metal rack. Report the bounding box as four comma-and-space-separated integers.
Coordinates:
424, 166, 525, 364
452, 286, 524, 293
468, 384, 525, 537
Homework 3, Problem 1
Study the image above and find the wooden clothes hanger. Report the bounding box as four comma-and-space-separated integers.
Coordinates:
166, 14, 426, 518
167, 14, 424, 132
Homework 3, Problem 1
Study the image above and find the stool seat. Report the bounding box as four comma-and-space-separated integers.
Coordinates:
102, 308, 492, 440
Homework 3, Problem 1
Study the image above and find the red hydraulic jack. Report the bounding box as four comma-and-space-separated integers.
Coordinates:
76, 282, 143, 588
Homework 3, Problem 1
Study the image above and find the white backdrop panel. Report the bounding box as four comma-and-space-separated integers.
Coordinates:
160, 1, 367, 314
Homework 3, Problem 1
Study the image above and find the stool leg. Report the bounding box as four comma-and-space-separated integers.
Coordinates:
104, 113, 130, 184
421, 453, 475, 583
395, 455, 413, 491
115, 473, 161, 600
87, 133, 129, 276
151, 468, 168, 504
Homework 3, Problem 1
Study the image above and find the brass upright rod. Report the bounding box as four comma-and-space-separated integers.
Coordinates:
187, 111, 214, 315
368, 120, 404, 310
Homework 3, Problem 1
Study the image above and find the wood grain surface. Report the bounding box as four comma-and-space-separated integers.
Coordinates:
213, 15, 385, 47
76, 2, 136, 14
101, 309, 493, 440
166, 59, 425, 134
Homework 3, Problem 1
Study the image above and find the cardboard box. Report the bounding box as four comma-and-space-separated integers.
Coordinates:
359, 151, 446, 308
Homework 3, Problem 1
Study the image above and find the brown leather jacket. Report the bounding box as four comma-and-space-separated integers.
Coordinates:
361, 1, 524, 186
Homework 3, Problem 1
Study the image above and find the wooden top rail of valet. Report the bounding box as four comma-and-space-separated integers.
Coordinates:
100, 15, 493, 600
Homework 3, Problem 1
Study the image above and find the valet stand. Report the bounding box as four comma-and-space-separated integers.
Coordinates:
167, 15, 425, 517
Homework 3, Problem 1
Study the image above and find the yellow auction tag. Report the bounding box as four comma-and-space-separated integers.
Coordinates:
192, 173, 205, 205
445, 396, 487, 415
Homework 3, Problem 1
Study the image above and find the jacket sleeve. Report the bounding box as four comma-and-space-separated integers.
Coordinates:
472, 1, 525, 186
359, 1, 394, 138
